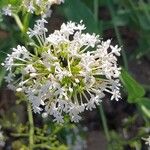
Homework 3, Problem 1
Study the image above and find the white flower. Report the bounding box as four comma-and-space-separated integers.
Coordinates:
3, 20, 121, 123
71, 115, 82, 123
110, 45, 121, 56
42, 9, 52, 18
110, 89, 121, 101
27, 2, 35, 13
27, 18, 48, 45
7, 84, 16, 90
4, 72, 14, 83
46, 30, 68, 45
1, 0, 64, 18
2, 45, 30, 71
86, 94, 102, 111
60, 21, 76, 35
23, 64, 36, 74
49, 0, 64, 5
36, 0, 42, 6
2, 4, 12, 16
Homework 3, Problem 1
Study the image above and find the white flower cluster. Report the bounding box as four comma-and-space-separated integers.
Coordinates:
2, 19, 121, 123
1, 0, 64, 17
2, 4, 12, 16
23, 0, 64, 17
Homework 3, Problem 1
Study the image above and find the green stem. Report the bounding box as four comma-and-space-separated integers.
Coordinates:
13, 12, 34, 150
107, 0, 128, 70
118, 6, 150, 15
33, 143, 51, 149
12, 14, 24, 32
94, 0, 99, 22
23, 13, 31, 33
93, 0, 111, 147
140, 0, 150, 22
114, 25, 128, 70
99, 104, 110, 142
11, 133, 29, 137
27, 103, 34, 150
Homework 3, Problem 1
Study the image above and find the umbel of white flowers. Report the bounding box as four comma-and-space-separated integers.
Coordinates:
2, 19, 121, 123
2, 0, 64, 17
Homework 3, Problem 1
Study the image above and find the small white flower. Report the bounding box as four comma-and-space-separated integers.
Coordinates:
2, 0, 64, 18
61, 21, 76, 35
27, 2, 35, 13
71, 114, 82, 123
2, 4, 12, 16
110, 89, 121, 101
42, 112, 48, 118
36, 0, 42, 6
33, 105, 43, 114
23, 64, 36, 74
75, 78, 80, 83
7, 84, 16, 90
4, 72, 14, 83
86, 95, 102, 111
49, 0, 65, 5
110, 45, 121, 56
27, 18, 48, 45
16, 88, 23, 92
42, 9, 52, 18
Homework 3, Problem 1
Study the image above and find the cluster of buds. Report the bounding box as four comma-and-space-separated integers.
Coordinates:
2, 19, 121, 123
1, 0, 64, 17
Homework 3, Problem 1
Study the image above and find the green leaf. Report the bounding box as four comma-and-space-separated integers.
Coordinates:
81, 0, 94, 10
0, 0, 21, 7
8, 0, 22, 5
120, 69, 145, 103
60, 0, 99, 33
138, 97, 150, 118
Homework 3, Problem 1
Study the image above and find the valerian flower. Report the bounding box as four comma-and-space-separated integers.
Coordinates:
2, 19, 121, 123
1, 0, 64, 18
2, 4, 12, 16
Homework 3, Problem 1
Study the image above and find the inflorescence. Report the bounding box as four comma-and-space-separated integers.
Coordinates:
2, 19, 121, 123
1, 0, 64, 18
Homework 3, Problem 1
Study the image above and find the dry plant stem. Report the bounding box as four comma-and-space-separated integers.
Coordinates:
27, 102, 34, 150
